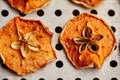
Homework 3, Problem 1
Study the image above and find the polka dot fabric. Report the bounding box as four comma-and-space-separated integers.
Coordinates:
0, 0, 120, 80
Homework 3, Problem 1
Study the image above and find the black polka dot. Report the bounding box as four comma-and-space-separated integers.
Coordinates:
56, 60, 63, 68
57, 78, 63, 80
110, 60, 117, 67
19, 12, 26, 17
90, 9, 97, 15
39, 78, 45, 80
37, 10, 44, 17
114, 45, 117, 50
2, 78, 8, 80
111, 77, 118, 80
93, 77, 100, 80
1, 63, 7, 69
21, 78, 26, 80
55, 26, 62, 33
1, 10, 9, 17
55, 9, 62, 16
55, 43, 63, 50
108, 9, 115, 16
75, 78, 81, 80
72, 9, 80, 16
111, 26, 116, 33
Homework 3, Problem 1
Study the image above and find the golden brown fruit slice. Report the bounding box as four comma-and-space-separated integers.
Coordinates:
60, 13, 116, 69
70, 0, 104, 8
7, 0, 51, 14
0, 16, 56, 75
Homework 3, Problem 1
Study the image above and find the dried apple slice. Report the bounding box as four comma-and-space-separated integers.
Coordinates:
70, 0, 104, 8
0, 16, 56, 75
7, 0, 52, 14
60, 13, 116, 69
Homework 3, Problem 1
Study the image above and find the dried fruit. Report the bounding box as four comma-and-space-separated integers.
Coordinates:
7, 0, 52, 14
60, 13, 116, 69
70, 0, 104, 8
0, 16, 56, 75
